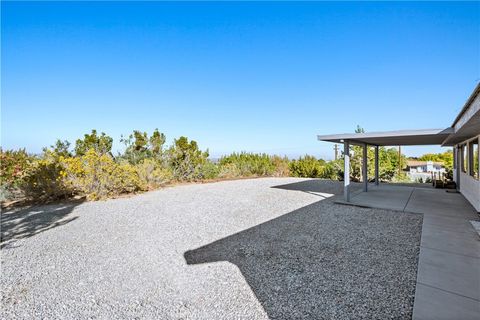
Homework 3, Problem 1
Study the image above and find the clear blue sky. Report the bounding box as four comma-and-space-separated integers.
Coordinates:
2, 1, 479, 159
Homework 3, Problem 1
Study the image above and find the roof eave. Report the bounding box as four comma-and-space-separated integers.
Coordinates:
317, 128, 453, 146
451, 82, 480, 127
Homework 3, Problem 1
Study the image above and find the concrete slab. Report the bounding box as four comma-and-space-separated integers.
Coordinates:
471, 220, 480, 237
422, 214, 479, 235
412, 283, 480, 320
421, 224, 480, 258
406, 188, 479, 219
416, 247, 480, 300
336, 185, 414, 211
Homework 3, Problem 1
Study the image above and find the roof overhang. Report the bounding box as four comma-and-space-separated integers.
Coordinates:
317, 128, 454, 146
451, 82, 480, 127
442, 85, 480, 146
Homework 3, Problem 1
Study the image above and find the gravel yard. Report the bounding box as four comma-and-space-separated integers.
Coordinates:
1, 178, 423, 319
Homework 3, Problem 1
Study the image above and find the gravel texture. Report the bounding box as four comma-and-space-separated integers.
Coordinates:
1, 178, 422, 319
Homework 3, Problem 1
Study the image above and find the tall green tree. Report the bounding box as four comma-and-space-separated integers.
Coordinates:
168, 136, 209, 181
44, 139, 71, 158
149, 129, 166, 159
75, 130, 113, 156
349, 125, 367, 181
120, 129, 166, 164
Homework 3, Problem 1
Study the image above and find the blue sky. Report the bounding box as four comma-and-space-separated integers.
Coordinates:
2, 1, 479, 159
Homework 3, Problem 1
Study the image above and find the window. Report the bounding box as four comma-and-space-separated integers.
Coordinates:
469, 138, 479, 179
461, 144, 467, 173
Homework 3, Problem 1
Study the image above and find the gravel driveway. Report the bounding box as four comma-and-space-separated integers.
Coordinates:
1, 178, 422, 319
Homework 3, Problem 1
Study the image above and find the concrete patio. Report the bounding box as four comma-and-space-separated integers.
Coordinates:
337, 184, 480, 320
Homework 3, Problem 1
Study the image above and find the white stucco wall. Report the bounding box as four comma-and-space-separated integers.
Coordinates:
459, 172, 480, 212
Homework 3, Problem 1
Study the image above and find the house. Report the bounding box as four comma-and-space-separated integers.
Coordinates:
317, 84, 480, 319
406, 160, 445, 173
317, 83, 480, 212
405, 160, 445, 182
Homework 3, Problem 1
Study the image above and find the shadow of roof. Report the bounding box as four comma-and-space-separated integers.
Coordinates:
184, 194, 422, 319
271, 179, 362, 198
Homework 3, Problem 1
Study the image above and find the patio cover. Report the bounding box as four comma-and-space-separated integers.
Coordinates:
317, 127, 454, 202
317, 128, 453, 146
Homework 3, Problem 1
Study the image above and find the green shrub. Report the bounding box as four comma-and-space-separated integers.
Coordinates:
0, 148, 31, 188
392, 172, 412, 183
322, 159, 344, 180
218, 163, 241, 179
119, 129, 166, 165
134, 158, 173, 190
196, 161, 220, 180
168, 136, 209, 181
75, 130, 113, 156
219, 152, 276, 176
415, 177, 424, 183
45, 139, 72, 158
289, 155, 325, 178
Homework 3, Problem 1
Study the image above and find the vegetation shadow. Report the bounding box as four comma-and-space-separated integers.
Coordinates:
184, 196, 421, 319
1, 200, 83, 249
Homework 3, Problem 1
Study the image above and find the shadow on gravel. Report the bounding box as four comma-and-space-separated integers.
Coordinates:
1, 200, 83, 249
184, 186, 422, 319
271, 179, 361, 198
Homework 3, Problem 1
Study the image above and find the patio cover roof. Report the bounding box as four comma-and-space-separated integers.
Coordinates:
317, 128, 454, 146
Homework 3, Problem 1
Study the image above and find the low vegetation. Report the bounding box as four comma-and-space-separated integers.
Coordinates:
0, 128, 450, 203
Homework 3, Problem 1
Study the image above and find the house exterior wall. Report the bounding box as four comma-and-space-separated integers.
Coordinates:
426, 162, 434, 172
408, 162, 445, 173
454, 135, 480, 212
459, 171, 480, 212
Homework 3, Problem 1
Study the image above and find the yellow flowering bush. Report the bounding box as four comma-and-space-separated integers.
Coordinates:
62, 149, 141, 200
134, 158, 173, 190
22, 151, 72, 200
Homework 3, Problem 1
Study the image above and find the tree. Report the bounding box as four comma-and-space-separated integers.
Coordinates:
120, 129, 167, 164
418, 151, 453, 170
378, 147, 406, 181
168, 136, 209, 181
133, 131, 149, 152
44, 139, 71, 158
149, 129, 166, 159
350, 125, 367, 182
289, 155, 325, 178
355, 125, 365, 134
75, 130, 113, 156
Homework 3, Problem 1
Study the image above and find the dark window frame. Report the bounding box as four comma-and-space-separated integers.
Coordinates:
453, 147, 457, 169
461, 144, 467, 173
468, 137, 479, 179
